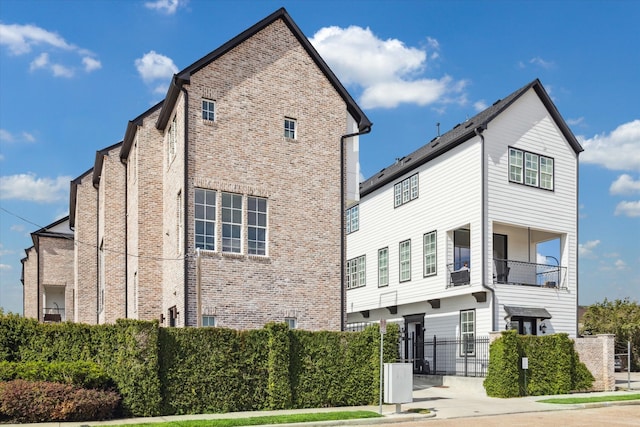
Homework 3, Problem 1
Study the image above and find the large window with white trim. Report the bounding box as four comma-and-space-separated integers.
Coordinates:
460, 309, 475, 356
423, 231, 437, 276
346, 205, 359, 234
394, 174, 419, 207
222, 192, 242, 253
248, 196, 267, 255
378, 247, 389, 287
509, 147, 554, 190
195, 189, 216, 251
399, 239, 411, 282
347, 255, 366, 290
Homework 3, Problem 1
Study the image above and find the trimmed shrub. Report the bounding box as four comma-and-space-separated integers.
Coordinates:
0, 360, 112, 389
0, 380, 120, 423
484, 332, 594, 397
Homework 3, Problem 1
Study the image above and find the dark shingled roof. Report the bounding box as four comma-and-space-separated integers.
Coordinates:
360, 78, 583, 197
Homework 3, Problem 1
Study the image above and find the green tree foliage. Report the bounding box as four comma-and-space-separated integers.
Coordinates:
580, 298, 640, 370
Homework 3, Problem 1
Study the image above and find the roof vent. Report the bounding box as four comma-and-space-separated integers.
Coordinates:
404, 157, 412, 164
492, 99, 501, 106
465, 121, 474, 128
453, 123, 461, 129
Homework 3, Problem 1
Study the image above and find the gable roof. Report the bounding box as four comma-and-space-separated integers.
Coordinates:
360, 78, 583, 197
31, 215, 73, 247
155, 7, 371, 133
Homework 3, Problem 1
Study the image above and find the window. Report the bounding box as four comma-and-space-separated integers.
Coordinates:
460, 309, 475, 355
346, 205, 359, 234
202, 315, 216, 327
423, 231, 437, 276
540, 156, 554, 190
399, 240, 411, 282
378, 247, 389, 287
284, 118, 296, 139
453, 229, 470, 270
347, 255, 366, 289
285, 317, 297, 329
509, 147, 554, 190
202, 99, 215, 121
222, 192, 242, 253
248, 196, 267, 255
168, 116, 177, 163
195, 189, 216, 250
394, 174, 419, 207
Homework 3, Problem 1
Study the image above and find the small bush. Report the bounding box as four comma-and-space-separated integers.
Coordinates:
0, 380, 120, 423
0, 360, 113, 389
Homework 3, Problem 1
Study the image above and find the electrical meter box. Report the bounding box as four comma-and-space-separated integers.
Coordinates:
383, 363, 413, 403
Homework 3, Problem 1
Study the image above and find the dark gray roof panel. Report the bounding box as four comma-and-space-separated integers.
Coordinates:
360, 79, 582, 197
504, 305, 552, 319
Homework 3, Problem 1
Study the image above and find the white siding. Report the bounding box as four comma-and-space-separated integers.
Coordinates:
347, 139, 483, 314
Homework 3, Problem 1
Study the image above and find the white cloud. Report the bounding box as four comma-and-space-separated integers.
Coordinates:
0, 129, 36, 144
0, 173, 72, 203
529, 56, 554, 69
135, 51, 178, 85
82, 57, 102, 72
0, 23, 100, 77
579, 120, 640, 171
0, 264, 11, 271
610, 174, 640, 195
474, 100, 488, 112
614, 200, 640, 217
29, 52, 49, 71
310, 26, 465, 109
567, 117, 585, 126
0, 23, 74, 55
29, 52, 74, 77
145, 0, 181, 15
10, 224, 25, 233
614, 259, 627, 270
579, 240, 600, 258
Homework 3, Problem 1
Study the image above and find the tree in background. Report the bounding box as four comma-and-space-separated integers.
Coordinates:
580, 298, 640, 371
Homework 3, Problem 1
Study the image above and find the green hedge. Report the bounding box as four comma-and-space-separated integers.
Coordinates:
0, 313, 398, 418
0, 315, 161, 417
484, 331, 594, 397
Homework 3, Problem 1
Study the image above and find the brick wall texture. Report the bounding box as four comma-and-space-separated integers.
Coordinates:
74, 172, 98, 324
574, 334, 616, 391
25, 14, 352, 331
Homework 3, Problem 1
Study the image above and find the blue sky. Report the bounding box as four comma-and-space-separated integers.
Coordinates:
1, 0, 638, 315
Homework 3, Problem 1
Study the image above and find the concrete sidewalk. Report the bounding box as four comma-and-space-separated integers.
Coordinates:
6, 373, 639, 427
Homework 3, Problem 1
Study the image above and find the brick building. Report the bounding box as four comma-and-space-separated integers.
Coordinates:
22, 8, 370, 330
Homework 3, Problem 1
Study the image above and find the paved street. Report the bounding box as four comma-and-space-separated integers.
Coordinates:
388, 405, 640, 426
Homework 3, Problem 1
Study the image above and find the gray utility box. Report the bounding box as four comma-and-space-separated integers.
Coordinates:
384, 363, 413, 404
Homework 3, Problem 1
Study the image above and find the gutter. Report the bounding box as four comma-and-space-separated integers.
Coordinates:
340, 124, 372, 331
475, 125, 496, 331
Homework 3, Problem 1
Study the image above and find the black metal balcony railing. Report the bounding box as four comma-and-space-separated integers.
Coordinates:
43, 307, 65, 322
493, 259, 567, 289
446, 260, 567, 289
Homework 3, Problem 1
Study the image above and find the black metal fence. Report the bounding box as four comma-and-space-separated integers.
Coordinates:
346, 322, 490, 378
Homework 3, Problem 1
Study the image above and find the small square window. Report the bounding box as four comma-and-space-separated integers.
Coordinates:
284, 118, 296, 139
202, 99, 215, 121
285, 317, 297, 329
202, 315, 216, 327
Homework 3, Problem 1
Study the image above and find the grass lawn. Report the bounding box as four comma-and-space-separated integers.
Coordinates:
112, 410, 383, 427
538, 393, 640, 404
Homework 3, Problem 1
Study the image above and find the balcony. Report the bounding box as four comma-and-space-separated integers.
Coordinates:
493, 259, 567, 289
43, 307, 65, 322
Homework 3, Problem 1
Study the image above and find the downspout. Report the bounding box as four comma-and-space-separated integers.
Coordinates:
575, 155, 580, 337
93, 181, 99, 324
340, 124, 372, 331
181, 85, 190, 327
120, 156, 128, 319
475, 126, 496, 331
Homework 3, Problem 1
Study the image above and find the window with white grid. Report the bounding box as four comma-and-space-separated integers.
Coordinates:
423, 231, 437, 277
195, 188, 216, 251
248, 196, 267, 255
222, 192, 242, 253
378, 247, 388, 287
399, 239, 411, 282
202, 99, 215, 121
394, 174, 419, 207
284, 118, 296, 139
347, 255, 366, 289
346, 205, 359, 234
